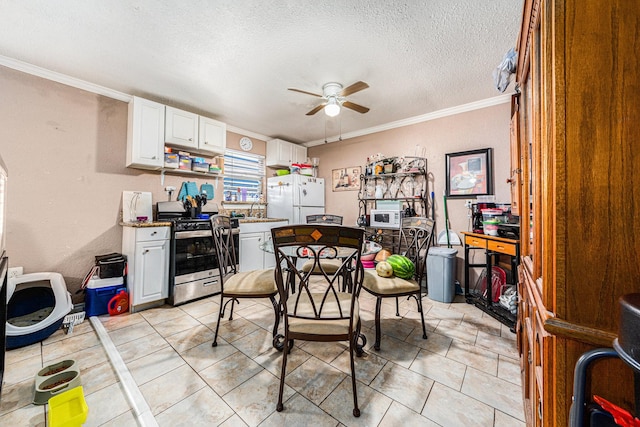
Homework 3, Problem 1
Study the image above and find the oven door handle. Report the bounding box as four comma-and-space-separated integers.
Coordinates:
174, 230, 212, 239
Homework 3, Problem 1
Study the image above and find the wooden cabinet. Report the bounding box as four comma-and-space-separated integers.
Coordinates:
122, 226, 170, 312
266, 138, 307, 168
515, 1, 640, 425
508, 95, 521, 217
126, 96, 165, 169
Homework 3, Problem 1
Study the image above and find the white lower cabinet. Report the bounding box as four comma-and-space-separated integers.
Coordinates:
239, 231, 274, 271
238, 221, 287, 271
122, 226, 170, 311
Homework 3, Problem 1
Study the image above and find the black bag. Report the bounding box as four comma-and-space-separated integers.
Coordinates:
94, 253, 126, 279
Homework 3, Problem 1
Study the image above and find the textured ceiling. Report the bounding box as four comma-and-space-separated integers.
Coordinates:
0, 1, 522, 144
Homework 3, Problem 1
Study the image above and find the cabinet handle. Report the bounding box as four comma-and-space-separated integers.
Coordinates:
152, 156, 157, 159
143, 249, 149, 254
528, 350, 532, 364
189, 138, 193, 141
151, 231, 157, 235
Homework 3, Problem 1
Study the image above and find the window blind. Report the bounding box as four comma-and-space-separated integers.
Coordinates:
223, 149, 265, 201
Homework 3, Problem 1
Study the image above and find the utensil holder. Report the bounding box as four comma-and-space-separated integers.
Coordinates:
33, 359, 81, 405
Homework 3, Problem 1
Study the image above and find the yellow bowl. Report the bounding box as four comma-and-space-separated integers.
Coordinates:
48, 386, 88, 427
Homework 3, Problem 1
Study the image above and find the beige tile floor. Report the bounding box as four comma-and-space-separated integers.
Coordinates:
0, 291, 525, 426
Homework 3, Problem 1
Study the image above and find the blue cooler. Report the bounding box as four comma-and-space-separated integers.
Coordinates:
85, 277, 126, 316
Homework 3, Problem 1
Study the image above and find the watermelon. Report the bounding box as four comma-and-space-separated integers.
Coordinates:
386, 255, 415, 279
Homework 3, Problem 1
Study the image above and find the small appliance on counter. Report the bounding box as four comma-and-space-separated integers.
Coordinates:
471, 202, 495, 234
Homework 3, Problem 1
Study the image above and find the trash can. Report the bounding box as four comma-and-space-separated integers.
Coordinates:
427, 247, 458, 303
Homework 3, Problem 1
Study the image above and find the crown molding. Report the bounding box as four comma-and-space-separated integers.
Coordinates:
1, 55, 274, 142
225, 125, 271, 143
0, 54, 132, 102
303, 93, 513, 147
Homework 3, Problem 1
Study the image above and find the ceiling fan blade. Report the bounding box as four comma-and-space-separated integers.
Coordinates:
343, 101, 370, 114
306, 103, 326, 115
340, 81, 369, 97
288, 88, 323, 98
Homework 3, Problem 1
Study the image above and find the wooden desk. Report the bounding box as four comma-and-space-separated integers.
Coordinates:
461, 232, 519, 330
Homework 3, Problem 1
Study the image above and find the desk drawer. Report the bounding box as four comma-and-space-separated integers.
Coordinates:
465, 235, 487, 248
488, 240, 517, 256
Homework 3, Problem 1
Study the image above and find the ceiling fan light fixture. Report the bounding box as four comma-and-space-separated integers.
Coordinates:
324, 97, 340, 117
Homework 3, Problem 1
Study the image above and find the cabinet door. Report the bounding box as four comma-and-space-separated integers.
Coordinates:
165, 106, 198, 149
134, 239, 169, 304
291, 144, 307, 164
266, 139, 292, 167
199, 116, 226, 155
509, 95, 521, 216
239, 232, 265, 271
126, 97, 164, 169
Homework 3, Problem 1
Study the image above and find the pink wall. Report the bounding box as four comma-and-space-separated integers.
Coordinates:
0, 64, 511, 295
308, 103, 512, 282
0, 66, 266, 298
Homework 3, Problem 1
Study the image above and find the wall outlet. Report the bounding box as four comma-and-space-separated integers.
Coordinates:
464, 200, 473, 208
8, 266, 23, 278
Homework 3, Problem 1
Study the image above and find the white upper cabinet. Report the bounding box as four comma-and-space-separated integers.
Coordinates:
165, 106, 199, 150
165, 106, 227, 155
291, 143, 307, 164
199, 116, 226, 155
126, 96, 165, 169
266, 139, 307, 168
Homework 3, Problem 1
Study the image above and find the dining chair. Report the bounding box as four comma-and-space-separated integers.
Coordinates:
271, 224, 366, 417
361, 217, 434, 350
306, 214, 343, 225
210, 215, 280, 348
301, 214, 344, 275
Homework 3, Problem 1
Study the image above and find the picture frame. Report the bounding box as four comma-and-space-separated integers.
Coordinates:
332, 166, 361, 192
445, 148, 493, 198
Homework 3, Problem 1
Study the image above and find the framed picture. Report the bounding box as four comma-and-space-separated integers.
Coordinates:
445, 148, 493, 198
332, 166, 361, 192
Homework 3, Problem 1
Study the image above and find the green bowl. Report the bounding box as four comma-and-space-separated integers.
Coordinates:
276, 169, 290, 176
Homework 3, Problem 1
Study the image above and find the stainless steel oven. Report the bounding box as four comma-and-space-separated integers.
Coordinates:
157, 202, 239, 306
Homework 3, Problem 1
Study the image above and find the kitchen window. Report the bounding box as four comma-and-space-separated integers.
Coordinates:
223, 150, 265, 201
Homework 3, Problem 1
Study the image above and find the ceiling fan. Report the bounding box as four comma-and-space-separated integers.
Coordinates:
288, 81, 370, 117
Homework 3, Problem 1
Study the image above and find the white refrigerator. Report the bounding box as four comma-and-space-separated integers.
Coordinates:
267, 175, 325, 224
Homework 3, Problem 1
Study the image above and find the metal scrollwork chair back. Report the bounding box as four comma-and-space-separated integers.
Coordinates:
271, 224, 366, 417
362, 216, 434, 350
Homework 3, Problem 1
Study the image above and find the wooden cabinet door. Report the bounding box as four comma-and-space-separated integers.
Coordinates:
509, 94, 521, 216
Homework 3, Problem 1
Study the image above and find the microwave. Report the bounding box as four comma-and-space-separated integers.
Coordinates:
370, 209, 402, 228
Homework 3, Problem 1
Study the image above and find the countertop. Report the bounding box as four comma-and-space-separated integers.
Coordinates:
120, 221, 172, 228
237, 217, 288, 224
